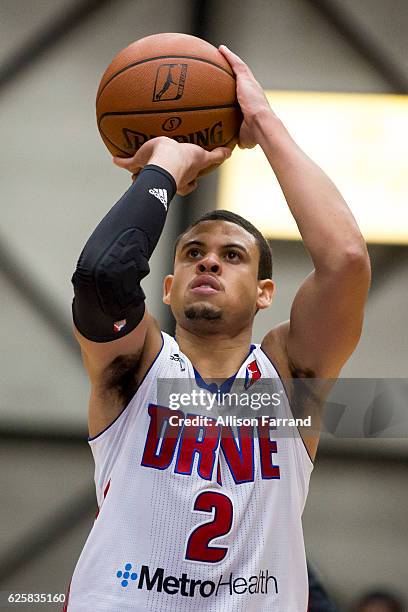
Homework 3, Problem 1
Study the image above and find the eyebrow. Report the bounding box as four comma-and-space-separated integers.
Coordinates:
180, 240, 205, 251
180, 239, 249, 254
222, 242, 249, 254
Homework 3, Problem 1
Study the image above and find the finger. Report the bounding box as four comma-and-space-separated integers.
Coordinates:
218, 45, 250, 74
238, 141, 256, 150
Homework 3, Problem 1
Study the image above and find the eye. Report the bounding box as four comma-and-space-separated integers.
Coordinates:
226, 250, 240, 261
187, 248, 201, 258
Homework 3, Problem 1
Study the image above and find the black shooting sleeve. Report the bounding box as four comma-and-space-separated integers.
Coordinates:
71, 164, 176, 342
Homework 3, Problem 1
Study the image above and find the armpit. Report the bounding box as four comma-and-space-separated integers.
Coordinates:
102, 353, 141, 405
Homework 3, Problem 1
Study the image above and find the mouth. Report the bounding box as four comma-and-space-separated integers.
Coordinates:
189, 274, 221, 294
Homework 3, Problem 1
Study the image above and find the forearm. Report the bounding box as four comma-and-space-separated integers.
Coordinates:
71, 164, 176, 342
254, 110, 368, 271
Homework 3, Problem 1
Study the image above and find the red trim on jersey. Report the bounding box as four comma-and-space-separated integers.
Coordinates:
216, 457, 222, 485
62, 579, 71, 612
103, 479, 111, 498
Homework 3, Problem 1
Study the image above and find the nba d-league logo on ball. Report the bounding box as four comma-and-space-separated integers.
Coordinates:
153, 64, 188, 101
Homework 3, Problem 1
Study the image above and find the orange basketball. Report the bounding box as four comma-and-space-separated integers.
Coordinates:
96, 33, 242, 158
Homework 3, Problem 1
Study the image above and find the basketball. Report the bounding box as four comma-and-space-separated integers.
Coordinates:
96, 33, 242, 158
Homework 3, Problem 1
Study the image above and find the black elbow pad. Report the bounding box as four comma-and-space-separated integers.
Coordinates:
72, 228, 151, 341
94, 227, 150, 318
71, 164, 176, 342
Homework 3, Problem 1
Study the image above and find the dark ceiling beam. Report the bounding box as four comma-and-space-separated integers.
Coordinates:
191, 0, 212, 38
307, 0, 408, 93
0, 0, 116, 93
185, 0, 220, 229
0, 235, 78, 354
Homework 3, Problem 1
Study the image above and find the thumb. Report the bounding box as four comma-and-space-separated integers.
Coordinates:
112, 156, 134, 169
178, 179, 198, 197
206, 147, 232, 166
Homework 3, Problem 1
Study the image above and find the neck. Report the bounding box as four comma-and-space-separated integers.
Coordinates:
175, 323, 253, 380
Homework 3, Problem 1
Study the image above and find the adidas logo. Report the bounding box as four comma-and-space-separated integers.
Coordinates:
148, 188, 168, 210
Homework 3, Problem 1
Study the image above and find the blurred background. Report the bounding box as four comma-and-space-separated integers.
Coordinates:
1, 0, 407, 610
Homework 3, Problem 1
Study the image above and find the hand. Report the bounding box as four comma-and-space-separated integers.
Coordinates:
218, 45, 275, 149
113, 137, 231, 196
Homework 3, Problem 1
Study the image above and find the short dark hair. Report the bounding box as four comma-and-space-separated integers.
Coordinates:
174, 210, 273, 279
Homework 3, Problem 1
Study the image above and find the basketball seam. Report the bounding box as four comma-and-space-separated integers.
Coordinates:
98, 103, 240, 126
96, 55, 235, 104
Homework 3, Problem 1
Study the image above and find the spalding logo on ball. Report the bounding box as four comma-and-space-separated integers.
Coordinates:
96, 33, 242, 157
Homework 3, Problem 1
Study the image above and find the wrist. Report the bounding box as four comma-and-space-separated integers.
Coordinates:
147, 146, 187, 188
252, 109, 285, 146
142, 164, 177, 198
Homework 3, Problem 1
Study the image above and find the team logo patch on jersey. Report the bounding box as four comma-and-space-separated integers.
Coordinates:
244, 359, 261, 389
113, 319, 126, 333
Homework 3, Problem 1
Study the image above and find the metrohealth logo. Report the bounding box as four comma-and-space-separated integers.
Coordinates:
116, 563, 278, 598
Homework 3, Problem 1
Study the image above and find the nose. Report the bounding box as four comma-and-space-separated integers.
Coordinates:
196, 253, 221, 274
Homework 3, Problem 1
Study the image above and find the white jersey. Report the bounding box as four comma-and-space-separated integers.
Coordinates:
66, 332, 313, 611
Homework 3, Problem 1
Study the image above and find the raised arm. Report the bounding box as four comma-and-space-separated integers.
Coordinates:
71, 137, 231, 385
219, 46, 371, 381
257, 114, 371, 379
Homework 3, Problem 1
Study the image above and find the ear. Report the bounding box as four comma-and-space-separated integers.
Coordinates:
163, 274, 174, 305
256, 279, 275, 310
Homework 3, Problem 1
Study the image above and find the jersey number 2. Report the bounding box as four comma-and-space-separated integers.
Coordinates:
185, 491, 233, 563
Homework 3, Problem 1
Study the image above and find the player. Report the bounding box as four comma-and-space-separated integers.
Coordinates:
65, 46, 370, 611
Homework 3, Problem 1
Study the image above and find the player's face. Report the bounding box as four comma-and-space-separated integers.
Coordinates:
163, 221, 274, 333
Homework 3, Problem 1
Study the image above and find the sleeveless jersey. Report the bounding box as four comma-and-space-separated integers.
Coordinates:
66, 332, 313, 611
